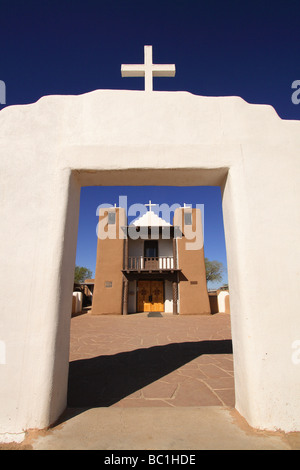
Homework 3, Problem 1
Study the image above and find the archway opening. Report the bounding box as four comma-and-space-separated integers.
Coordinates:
63, 169, 235, 412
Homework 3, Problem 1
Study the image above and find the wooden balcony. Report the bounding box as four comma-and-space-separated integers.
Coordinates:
125, 256, 176, 272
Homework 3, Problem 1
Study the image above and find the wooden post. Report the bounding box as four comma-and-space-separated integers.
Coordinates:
172, 278, 178, 315
122, 276, 129, 315
124, 232, 128, 270
173, 237, 177, 269
123, 232, 129, 315
172, 236, 178, 314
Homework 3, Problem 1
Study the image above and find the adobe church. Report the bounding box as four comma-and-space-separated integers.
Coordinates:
92, 202, 210, 315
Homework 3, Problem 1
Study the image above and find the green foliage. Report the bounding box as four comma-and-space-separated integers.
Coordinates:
204, 258, 224, 284
74, 265, 93, 284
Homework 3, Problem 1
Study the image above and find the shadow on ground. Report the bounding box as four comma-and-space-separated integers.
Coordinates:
67, 339, 233, 408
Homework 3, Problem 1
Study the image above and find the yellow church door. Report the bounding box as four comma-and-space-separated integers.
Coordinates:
137, 281, 152, 312
137, 280, 164, 312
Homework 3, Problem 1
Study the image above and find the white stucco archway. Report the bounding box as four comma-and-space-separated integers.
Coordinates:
0, 90, 300, 442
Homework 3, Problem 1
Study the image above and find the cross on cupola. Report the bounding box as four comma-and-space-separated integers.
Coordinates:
145, 200, 157, 212
121, 45, 176, 92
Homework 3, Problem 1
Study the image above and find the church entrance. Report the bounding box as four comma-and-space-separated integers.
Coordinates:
137, 280, 164, 312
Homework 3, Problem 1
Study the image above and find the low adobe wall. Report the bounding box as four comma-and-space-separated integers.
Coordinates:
209, 290, 230, 314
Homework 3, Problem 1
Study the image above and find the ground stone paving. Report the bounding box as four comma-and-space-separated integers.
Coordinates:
68, 312, 235, 408
3, 313, 300, 450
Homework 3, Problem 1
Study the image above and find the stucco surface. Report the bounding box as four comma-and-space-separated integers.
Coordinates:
0, 90, 300, 441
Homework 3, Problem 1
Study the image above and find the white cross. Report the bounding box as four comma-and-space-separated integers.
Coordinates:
121, 45, 176, 92
145, 200, 157, 212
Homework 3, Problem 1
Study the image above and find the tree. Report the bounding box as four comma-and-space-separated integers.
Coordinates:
74, 265, 93, 283
204, 258, 224, 284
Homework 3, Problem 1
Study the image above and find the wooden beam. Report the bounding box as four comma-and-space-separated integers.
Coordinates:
173, 238, 177, 269
173, 279, 178, 315
124, 235, 128, 270
122, 276, 129, 315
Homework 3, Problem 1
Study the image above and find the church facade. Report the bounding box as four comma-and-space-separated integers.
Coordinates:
92, 202, 210, 315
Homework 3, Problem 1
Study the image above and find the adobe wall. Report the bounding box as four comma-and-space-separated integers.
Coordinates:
174, 207, 210, 314
0, 90, 300, 441
92, 208, 126, 315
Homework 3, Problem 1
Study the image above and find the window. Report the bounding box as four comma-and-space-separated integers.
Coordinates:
184, 212, 192, 225
108, 212, 116, 224
144, 240, 158, 258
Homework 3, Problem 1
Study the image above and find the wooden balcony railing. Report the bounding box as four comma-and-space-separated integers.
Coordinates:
126, 256, 175, 271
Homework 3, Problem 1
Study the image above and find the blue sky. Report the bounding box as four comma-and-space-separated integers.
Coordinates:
1, 0, 299, 287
